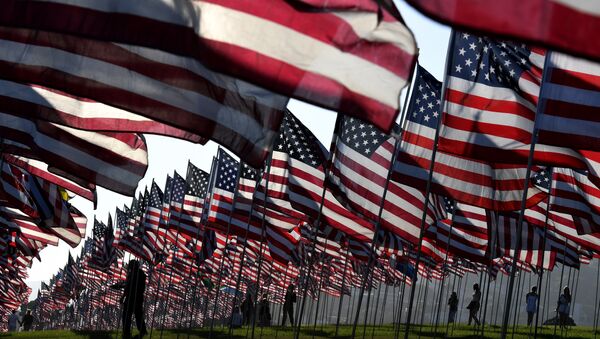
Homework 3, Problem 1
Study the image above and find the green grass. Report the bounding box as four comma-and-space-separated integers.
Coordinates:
1, 324, 598, 338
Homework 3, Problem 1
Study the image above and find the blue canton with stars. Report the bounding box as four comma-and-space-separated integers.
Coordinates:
148, 182, 163, 209
532, 167, 552, 192
449, 31, 533, 89
406, 65, 442, 130
215, 148, 240, 193
241, 162, 258, 181
163, 176, 173, 206
186, 163, 210, 198
339, 116, 388, 158
276, 111, 327, 168
171, 172, 186, 204
116, 206, 129, 232
443, 196, 455, 214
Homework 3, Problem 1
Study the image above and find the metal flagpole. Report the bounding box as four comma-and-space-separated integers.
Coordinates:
311, 239, 330, 335
481, 211, 500, 337
361, 265, 377, 338
371, 279, 384, 337
511, 270, 524, 337
594, 260, 600, 339
378, 282, 390, 326
293, 114, 344, 339
335, 246, 351, 336
553, 238, 568, 337
349, 123, 403, 339
499, 51, 553, 339
248, 153, 275, 339
403, 33, 455, 339
534, 171, 553, 338
433, 201, 457, 334
393, 253, 410, 339
207, 155, 244, 337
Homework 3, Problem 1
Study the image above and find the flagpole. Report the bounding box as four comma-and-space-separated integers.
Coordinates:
403, 32, 455, 339
335, 247, 351, 336
370, 276, 384, 335
293, 114, 343, 339
361, 264, 378, 338
248, 153, 276, 339
311, 238, 330, 335
377, 281, 389, 326
350, 129, 402, 339
185, 157, 218, 337
481, 210, 500, 337
499, 50, 553, 339
433, 201, 457, 335
207, 154, 244, 338
593, 259, 600, 339
393, 257, 411, 339
534, 170, 553, 338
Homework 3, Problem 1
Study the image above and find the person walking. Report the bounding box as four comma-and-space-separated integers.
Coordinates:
7, 310, 19, 332
281, 284, 296, 327
21, 310, 34, 331
111, 260, 147, 338
557, 286, 571, 329
467, 283, 481, 326
258, 293, 271, 327
525, 286, 539, 326
241, 292, 255, 326
448, 291, 458, 324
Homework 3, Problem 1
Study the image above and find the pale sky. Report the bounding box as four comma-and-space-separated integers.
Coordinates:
25, 0, 452, 298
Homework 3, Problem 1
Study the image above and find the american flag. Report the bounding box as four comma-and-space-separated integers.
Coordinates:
434, 202, 490, 265
406, 0, 600, 62
270, 111, 374, 243
437, 31, 585, 168
0, 112, 149, 196
3, 154, 95, 203
170, 162, 210, 239
394, 64, 546, 211
329, 115, 397, 225
62, 253, 79, 293
0, 25, 286, 168
0, 0, 417, 133
550, 167, 600, 234
266, 225, 302, 265
495, 213, 555, 270
206, 148, 243, 231
143, 181, 166, 257
537, 52, 600, 152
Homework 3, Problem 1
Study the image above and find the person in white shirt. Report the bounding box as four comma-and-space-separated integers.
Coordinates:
7, 310, 19, 332
525, 286, 539, 326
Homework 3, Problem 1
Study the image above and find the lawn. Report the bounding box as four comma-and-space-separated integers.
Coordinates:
1, 324, 598, 338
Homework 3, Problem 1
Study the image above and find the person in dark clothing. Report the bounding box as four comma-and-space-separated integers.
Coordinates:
241, 293, 255, 326
20, 310, 33, 331
467, 283, 481, 326
281, 284, 296, 327
111, 260, 147, 338
258, 293, 271, 327
447, 292, 458, 324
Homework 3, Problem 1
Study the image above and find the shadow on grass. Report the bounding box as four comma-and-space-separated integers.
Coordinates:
71, 330, 113, 339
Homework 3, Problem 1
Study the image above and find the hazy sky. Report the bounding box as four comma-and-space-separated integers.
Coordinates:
24, 0, 452, 297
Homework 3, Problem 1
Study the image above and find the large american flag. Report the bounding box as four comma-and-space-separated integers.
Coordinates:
406, 0, 600, 62
537, 51, 600, 152
0, 0, 417, 133
0, 26, 286, 168
269, 111, 374, 243
394, 64, 546, 211
437, 31, 585, 168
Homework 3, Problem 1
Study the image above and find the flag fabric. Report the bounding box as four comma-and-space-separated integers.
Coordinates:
3, 155, 96, 203
0, 0, 417, 132
269, 111, 375, 243
329, 115, 397, 223
406, 0, 600, 62
437, 31, 585, 168
537, 51, 600, 151
394, 65, 546, 211
0, 111, 148, 196
495, 213, 555, 270
0, 26, 287, 168
551, 167, 600, 234
0, 78, 205, 144
143, 182, 167, 256
170, 163, 210, 239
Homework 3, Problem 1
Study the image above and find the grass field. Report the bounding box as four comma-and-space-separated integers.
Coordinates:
1, 324, 598, 338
